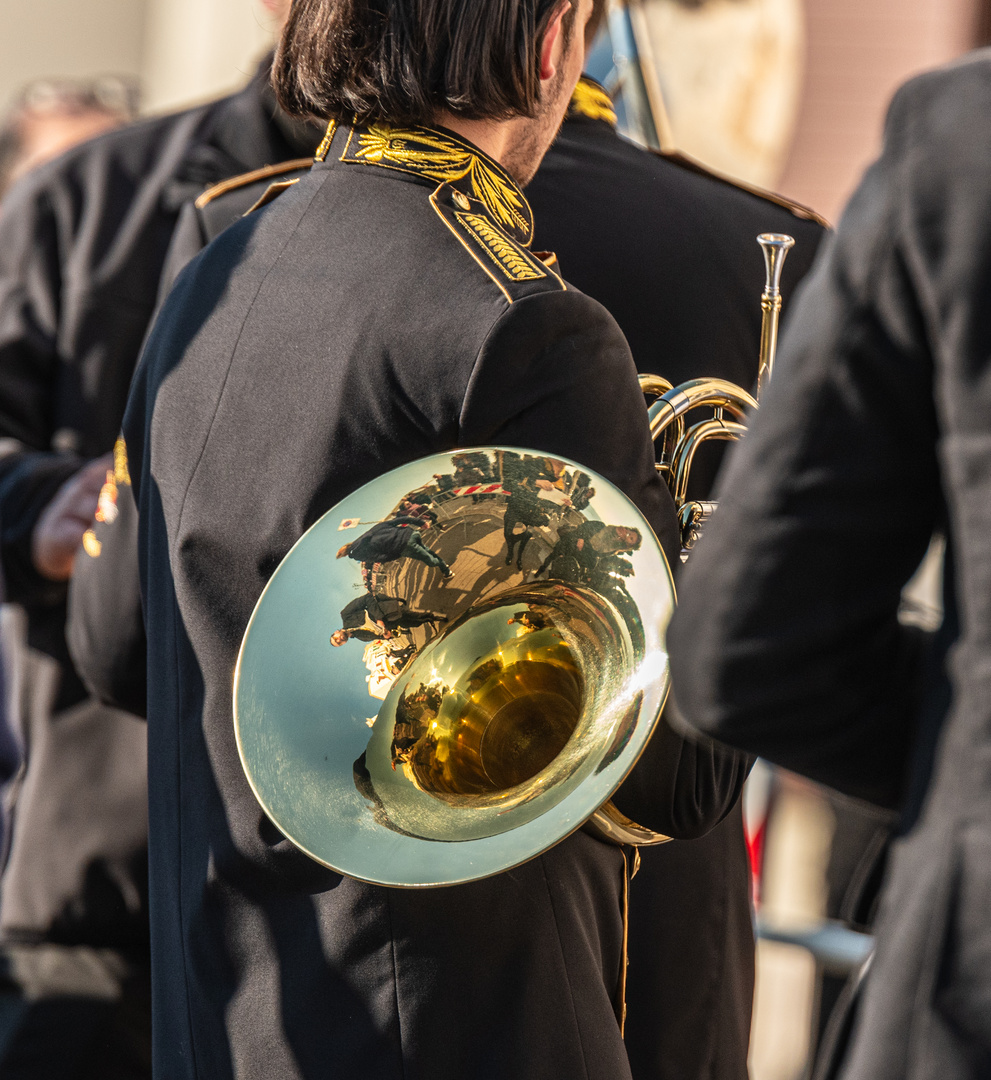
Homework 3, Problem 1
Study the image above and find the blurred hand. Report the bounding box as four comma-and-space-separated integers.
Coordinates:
32, 454, 113, 581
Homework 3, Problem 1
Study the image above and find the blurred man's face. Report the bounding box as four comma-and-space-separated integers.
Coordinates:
260, 0, 292, 26
8, 108, 124, 189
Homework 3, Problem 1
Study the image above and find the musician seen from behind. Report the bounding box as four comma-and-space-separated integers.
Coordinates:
524, 5, 828, 1076
87, 0, 751, 1075
668, 51, 991, 1080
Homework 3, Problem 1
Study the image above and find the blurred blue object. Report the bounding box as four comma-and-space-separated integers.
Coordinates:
585, 7, 660, 148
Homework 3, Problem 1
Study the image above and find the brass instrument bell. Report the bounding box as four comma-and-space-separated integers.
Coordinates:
235, 449, 675, 887
235, 234, 795, 888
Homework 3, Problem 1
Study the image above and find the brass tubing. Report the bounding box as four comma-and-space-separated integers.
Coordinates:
671, 418, 748, 506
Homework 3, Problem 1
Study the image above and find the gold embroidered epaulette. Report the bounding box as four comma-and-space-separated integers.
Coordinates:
194, 158, 315, 213
430, 184, 566, 303
569, 77, 618, 126
655, 148, 831, 229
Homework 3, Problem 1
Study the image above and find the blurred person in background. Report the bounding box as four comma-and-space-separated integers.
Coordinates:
0, 77, 138, 199
669, 49, 991, 1080
0, 0, 317, 1074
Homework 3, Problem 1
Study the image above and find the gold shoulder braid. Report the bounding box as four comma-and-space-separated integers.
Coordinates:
455, 212, 546, 283
341, 122, 534, 246
569, 77, 618, 127
195, 158, 316, 211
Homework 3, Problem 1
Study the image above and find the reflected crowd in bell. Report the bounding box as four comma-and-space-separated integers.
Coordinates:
0, 0, 987, 1079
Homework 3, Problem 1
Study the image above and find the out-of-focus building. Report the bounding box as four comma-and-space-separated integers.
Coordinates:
1, 0, 986, 220
0, 0, 281, 135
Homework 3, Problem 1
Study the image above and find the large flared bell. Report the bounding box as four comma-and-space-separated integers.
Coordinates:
234, 448, 675, 887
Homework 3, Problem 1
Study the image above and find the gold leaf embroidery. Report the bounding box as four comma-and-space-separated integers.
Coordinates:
352, 125, 531, 240
457, 213, 546, 283
570, 78, 618, 126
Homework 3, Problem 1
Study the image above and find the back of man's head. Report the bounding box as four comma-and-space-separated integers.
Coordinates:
274, 0, 576, 126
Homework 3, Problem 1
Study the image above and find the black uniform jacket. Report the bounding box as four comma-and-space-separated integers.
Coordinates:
114, 117, 747, 1080
0, 59, 319, 950
669, 52, 991, 1080
528, 80, 827, 498
524, 81, 828, 1080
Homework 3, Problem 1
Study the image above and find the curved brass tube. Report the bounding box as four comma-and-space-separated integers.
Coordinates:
640, 233, 794, 553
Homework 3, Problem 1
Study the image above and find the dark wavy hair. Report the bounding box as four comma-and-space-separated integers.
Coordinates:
273, 0, 575, 126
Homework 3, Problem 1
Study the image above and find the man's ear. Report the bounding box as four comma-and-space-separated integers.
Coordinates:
539, 1, 572, 82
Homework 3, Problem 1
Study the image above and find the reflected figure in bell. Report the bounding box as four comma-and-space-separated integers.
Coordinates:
503, 485, 553, 570
395, 491, 438, 526
536, 522, 641, 584
331, 594, 447, 647
337, 516, 453, 578
451, 451, 492, 488
503, 466, 572, 571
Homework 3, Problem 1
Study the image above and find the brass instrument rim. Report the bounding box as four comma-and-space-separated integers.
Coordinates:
233, 447, 675, 888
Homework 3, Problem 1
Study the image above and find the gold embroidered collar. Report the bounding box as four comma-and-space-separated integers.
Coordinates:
320, 120, 534, 247
569, 77, 618, 127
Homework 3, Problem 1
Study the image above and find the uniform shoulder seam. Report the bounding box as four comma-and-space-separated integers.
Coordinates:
194, 158, 315, 210
651, 148, 832, 229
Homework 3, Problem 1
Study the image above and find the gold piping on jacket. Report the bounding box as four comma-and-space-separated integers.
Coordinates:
342, 123, 534, 245
314, 119, 338, 162
570, 77, 618, 126
194, 158, 317, 210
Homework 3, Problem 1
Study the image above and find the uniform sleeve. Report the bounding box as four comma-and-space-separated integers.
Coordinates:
66, 469, 147, 717
667, 81, 942, 810
460, 288, 750, 839
0, 179, 83, 605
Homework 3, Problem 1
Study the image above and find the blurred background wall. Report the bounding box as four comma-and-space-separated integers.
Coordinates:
0, 0, 281, 124
0, 0, 147, 113
642, 0, 987, 220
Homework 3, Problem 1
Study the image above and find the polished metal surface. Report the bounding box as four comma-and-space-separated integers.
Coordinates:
757, 232, 796, 394
235, 448, 675, 887
640, 232, 795, 554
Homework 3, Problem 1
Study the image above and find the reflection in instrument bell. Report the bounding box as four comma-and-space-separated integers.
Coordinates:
235, 449, 674, 887
353, 582, 646, 844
